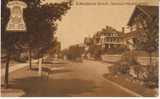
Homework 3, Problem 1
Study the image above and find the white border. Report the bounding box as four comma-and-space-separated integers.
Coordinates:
0, 0, 159, 99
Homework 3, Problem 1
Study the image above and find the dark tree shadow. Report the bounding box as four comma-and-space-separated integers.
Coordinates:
102, 60, 120, 65
43, 61, 68, 65
9, 77, 97, 97
52, 69, 72, 74
31, 67, 72, 74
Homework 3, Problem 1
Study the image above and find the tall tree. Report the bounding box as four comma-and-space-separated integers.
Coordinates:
1, 0, 72, 88
134, 12, 158, 65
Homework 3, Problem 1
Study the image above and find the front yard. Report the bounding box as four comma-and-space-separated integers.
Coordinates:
103, 73, 158, 96
103, 51, 159, 97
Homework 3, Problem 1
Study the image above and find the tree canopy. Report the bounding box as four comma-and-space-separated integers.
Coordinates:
1, 0, 72, 87
2, 0, 72, 57
134, 14, 158, 53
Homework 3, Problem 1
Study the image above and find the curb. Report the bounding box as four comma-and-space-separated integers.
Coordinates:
103, 78, 143, 97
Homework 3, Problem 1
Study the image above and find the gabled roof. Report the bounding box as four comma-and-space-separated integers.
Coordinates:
138, 6, 158, 17
124, 32, 138, 40
128, 5, 158, 26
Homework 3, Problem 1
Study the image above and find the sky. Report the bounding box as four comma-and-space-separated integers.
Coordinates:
44, 0, 158, 49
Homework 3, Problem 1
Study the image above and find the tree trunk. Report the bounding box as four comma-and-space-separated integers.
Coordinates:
4, 51, 11, 88
38, 57, 42, 77
29, 48, 32, 70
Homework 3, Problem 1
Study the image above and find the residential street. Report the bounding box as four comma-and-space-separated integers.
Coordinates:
1, 59, 141, 97
1, 0, 159, 97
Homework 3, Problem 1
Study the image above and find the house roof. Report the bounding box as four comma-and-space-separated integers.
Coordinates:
127, 5, 158, 26
124, 32, 138, 40
124, 29, 144, 40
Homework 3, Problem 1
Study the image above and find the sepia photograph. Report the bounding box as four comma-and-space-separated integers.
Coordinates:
0, 0, 159, 97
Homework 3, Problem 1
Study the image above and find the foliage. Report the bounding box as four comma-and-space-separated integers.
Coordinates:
133, 64, 159, 88
87, 44, 102, 60
109, 51, 158, 88
109, 61, 130, 75
134, 11, 158, 53
84, 37, 93, 46
1, 0, 72, 57
64, 45, 84, 60
47, 39, 61, 57
109, 51, 139, 75
1, 0, 72, 87
144, 64, 159, 88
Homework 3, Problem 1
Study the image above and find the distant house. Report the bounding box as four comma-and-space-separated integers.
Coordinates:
125, 5, 159, 50
93, 26, 125, 50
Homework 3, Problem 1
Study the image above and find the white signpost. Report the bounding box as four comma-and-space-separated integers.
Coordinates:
6, 0, 27, 32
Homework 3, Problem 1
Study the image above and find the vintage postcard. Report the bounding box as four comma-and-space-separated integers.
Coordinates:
1, 0, 159, 97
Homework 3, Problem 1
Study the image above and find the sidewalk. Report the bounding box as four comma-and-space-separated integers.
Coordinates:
1, 59, 39, 78
1, 56, 49, 78
1, 60, 67, 97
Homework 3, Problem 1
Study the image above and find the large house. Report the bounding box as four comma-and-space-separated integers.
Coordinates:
84, 5, 158, 54
92, 26, 125, 50
125, 5, 159, 50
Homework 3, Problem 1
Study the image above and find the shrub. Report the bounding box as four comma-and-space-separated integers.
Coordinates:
109, 51, 139, 76
64, 45, 84, 60
132, 63, 158, 88
109, 61, 130, 75
133, 65, 148, 80
88, 44, 102, 60
119, 62, 130, 74
109, 66, 119, 75
144, 64, 159, 88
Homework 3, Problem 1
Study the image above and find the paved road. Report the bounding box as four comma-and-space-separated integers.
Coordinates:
1, 59, 141, 97
46, 60, 140, 96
